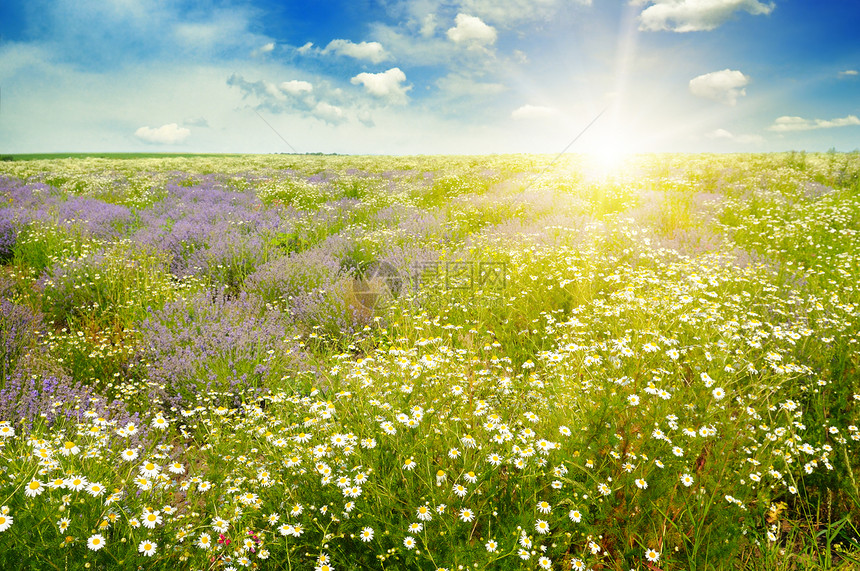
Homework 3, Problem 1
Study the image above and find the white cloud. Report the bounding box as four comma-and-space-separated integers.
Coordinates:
183, 117, 209, 128
639, 0, 775, 32
313, 102, 346, 125
420, 14, 438, 37
706, 128, 764, 144
297, 42, 314, 54
511, 104, 558, 120
252, 42, 275, 56
839, 69, 858, 77
706, 128, 733, 139
447, 14, 497, 45
689, 69, 750, 105
436, 73, 506, 96
280, 80, 314, 95
767, 115, 860, 132
135, 123, 190, 144
323, 39, 390, 63
350, 68, 412, 105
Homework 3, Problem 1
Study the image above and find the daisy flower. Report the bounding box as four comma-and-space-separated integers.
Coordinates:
139, 461, 160, 477
535, 519, 550, 534
212, 517, 229, 533
168, 462, 185, 474
569, 509, 582, 522
681, 473, 694, 487
25, 480, 45, 498
58, 518, 70, 532
139, 539, 157, 556
452, 484, 468, 497
197, 533, 211, 549
408, 522, 423, 533
87, 534, 106, 551
635, 478, 648, 490
538, 556, 552, 569
645, 548, 660, 562
86, 482, 106, 497
0, 510, 12, 532
360, 527, 374, 542
536, 500, 551, 514
487, 453, 503, 466
458, 508, 475, 522
403, 536, 417, 549
485, 538, 498, 552
66, 476, 88, 491
142, 510, 162, 529
416, 505, 433, 521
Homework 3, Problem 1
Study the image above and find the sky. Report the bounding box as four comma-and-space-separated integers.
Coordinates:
0, 0, 858, 155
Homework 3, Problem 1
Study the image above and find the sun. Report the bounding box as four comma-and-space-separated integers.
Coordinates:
583, 132, 637, 180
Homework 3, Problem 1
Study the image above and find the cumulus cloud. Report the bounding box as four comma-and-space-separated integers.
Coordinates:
767, 115, 860, 132
323, 39, 390, 63
280, 80, 314, 95
350, 68, 412, 105
839, 69, 858, 77
313, 102, 346, 124
447, 14, 497, 46
689, 69, 750, 105
639, 0, 775, 32
252, 42, 275, 56
297, 42, 314, 54
226, 74, 346, 125
135, 123, 190, 144
706, 128, 764, 144
511, 104, 558, 120
436, 73, 506, 96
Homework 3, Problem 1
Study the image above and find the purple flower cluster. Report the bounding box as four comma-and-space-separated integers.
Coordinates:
139, 287, 310, 407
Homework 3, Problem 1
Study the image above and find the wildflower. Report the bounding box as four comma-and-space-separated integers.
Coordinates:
66, 476, 88, 491
712, 387, 726, 400
408, 522, 423, 533
139, 539, 157, 556
635, 478, 648, 490
168, 462, 185, 474
290, 504, 304, 516
151, 415, 169, 430
628, 394, 640, 406
87, 534, 106, 551
0, 510, 12, 532
538, 556, 552, 569
672, 446, 684, 457
569, 509, 582, 522
571, 558, 586, 570
86, 482, 106, 497
681, 473, 694, 487
58, 518, 70, 532
212, 517, 229, 533
535, 519, 550, 534
416, 505, 433, 521
537, 500, 551, 514
485, 539, 498, 552
518, 548, 530, 560
403, 458, 417, 471
140, 461, 160, 477
197, 533, 212, 548
487, 453, 503, 466
645, 548, 660, 562
453, 484, 468, 497
463, 471, 478, 483
25, 480, 45, 498
360, 527, 374, 542
448, 448, 461, 459
598, 482, 611, 496
142, 510, 162, 529
403, 536, 417, 549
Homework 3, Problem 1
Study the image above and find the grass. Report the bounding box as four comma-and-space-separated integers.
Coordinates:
0, 152, 858, 570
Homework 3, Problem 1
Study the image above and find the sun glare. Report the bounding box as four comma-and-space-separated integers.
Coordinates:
583, 133, 637, 180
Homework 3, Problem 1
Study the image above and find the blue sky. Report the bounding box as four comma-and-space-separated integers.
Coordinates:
1, 0, 858, 154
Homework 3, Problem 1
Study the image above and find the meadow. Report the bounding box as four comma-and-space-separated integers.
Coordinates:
0, 152, 858, 570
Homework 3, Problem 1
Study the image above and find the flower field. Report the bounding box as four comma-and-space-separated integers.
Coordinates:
1, 152, 859, 570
